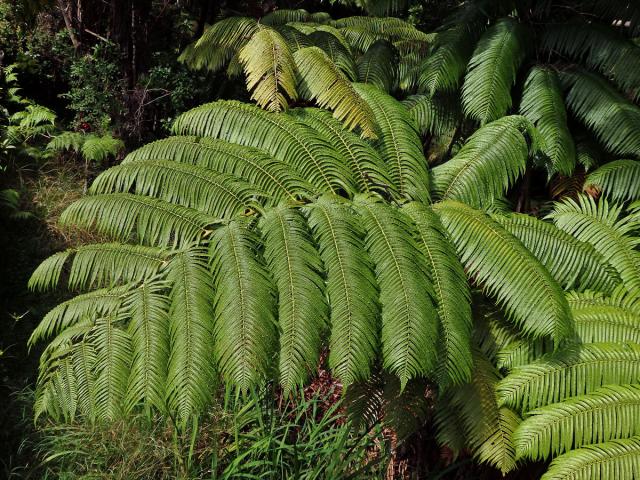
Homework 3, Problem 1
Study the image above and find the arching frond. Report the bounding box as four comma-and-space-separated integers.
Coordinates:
165, 249, 217, 423
462, 18, 528, 125
357, 40, 397, 92
288, 108, 395, 194
498, 343, 640, 411
60, 194, 221, 248
585, 160, 640, 202
172, 101, 358, 194
562, 71, 640, 158
29, 243, 170, 292
548, 195, 640, 293
210, 222, 277, 391
541, 436, 640, 480
124, 282, 170, 414
179, 17, 258, 71
520, 66, 576, 176
307, 30, 357, 80
434, 201, 573, 341
239, 26, 297, 112
402, 93, 460, 137
494, 213, 620, 293
261, 9, 330, 26
306, 196, 379, 385
259, 206, 328, 393
353, 83, 429, 203
29, 285, 131, 347
355, 195, 439, 388
90, 160, 262, 216
294, 46, 378, 138
431, 116, 531, 208
403, 202, 472, 387
123, 136, 312, 201
516, 384, 640, 461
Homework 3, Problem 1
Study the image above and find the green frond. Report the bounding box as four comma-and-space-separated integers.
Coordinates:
179, 17, 258, 71
91, 315, 132, 421
81, 134, 123, 163
90, 160, 263, 216
307, 30, 357, 80
165, 249, 217, 423
497, 338, 554, 370
288, 107, 396, 195
585, 160, 640, 202
356, 40, 397, 92
259, 206, 328, 393
29, 284, 131, 347
516, 384, 640, 461
72, 340, 97, 420
123, 136, 312, 201
568, 291, 640, 344
10, 103, 56, 128
543, 21, 640, 100
210, 222, 277, 392
520, 66, 576, 176
498, 343, 640, 412
402, 93, 460, 137
562, 71, 640, 157
438, 349, 519, 474
355, 195, 439, 388
47, 131, 84, 152
335, 17, 430, 53
29, 243, 170, 292
172, 100, 358, 194
540, 436, 640, 480
60, 193, 221, 248
305, 196, 379, 385
274, 25, 313, 52
576, 140, 600, 172
294, 46, 378, 138
462, 18, 528, 125
239, 26, 297, 112
124, 282, 170, 414
261, 9, 330, 26
494, 213, 620, 293
434, 201, 573, 342
548, 195, 640, 293
403, 202, 473, 387
431, 116, 531, 209
353, 83, 429, 203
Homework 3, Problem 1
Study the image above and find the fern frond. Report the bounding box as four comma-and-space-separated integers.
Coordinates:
47, 131, 84, 152
124, 282, 170, 414
520, 66, 576, 176
402, 93, 460, 137
548, 195, 640, 293
562, 71, 640, 157
307, 30, 357, 80
210, 222, 277, 391
585, 160, 640, 202
172, 101, 357, 194
259, 206, 327, 393
165, 249, 217, 423
353, 83, 429, 203
81, 135, 123, 163
357, 40, 397, 92
431, 116, 531, 208
294, 46, 378, 138
498, 343, 640, 411
261, 9, 330, 26
239, 26, 297, 112
90, 160, 262, 216
462, 18, 528, 125
403, 202, 473, 387
434, 201, 573, 341
60, 194, 220, 247
123, 136, 312, 201
288, 107, 395, 194
494, 213, 620, 293
516, 384, 640, 461
355, 195, 439, 388
306, 196, 379, 385
540, 436, 640, 480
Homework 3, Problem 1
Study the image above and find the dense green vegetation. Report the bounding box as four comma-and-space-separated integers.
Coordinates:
2, 0, 640, 478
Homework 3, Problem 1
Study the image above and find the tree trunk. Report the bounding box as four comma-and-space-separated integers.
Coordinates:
57, 0, 81, 51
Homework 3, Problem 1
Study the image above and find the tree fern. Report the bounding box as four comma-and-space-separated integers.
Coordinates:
520, 66, 576, 176
515, 384, 640, 460
356, 40, 397, 92
585, 160, 640, 202
462, 18, 528, 125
